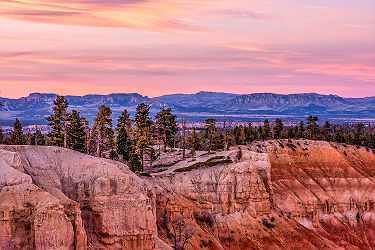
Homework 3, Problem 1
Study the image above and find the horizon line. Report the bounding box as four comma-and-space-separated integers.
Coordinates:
1, 91, 375, 100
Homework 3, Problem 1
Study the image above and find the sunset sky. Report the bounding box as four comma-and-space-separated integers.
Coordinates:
0, 0, 374, 98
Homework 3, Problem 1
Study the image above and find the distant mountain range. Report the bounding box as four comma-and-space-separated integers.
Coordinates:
1, 92, 375, 127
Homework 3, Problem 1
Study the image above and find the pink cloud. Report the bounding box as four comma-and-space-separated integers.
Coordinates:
0, 0, 374, 98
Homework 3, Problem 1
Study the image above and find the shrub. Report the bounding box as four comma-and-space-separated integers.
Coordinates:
194, 211, 214, 227
174, 157, 232, 172
262, 218, 275, 229
139, 172, 152, 177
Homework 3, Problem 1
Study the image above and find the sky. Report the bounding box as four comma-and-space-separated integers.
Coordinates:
0, 0, 374, 98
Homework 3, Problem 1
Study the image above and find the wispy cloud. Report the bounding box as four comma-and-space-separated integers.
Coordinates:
0, 0, 374, 98
0, 0, 203, 32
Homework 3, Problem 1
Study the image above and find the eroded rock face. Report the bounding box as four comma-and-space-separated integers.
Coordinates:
1, 141, 375, 249
248, 140, 375, 248
152, 150, 339, 249
0, 148, 86, 249
0, 145, 158, 249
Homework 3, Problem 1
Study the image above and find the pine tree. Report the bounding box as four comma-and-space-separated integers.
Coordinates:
135, 103, 152, 137
306, 116, 319, 139
296, 121, 304, 138
116, 109, 133, 161
234, 125, 246, 145
0, 127, 4, 144
189, 128, 200, 154
273, 118, 283, 139
92, 105, 114, 157
258, 126, 264, 140
67, 110, 88, 152
364, 132, 375, 148
262, 119, 271, 139
244, 122, 256, 143
286, 127, 295, 138
321, 121, 332, 141
46, 95, 69, 147
212, 132, 224, 151
334, 126, 345, 143
353, 123, 365, 145
155, 108, 178, 149
204, 118, 217, 151
9, 118, 26, 145
31, 125, 45, 145
128, 145, 142, 172
136, 136, 149, 171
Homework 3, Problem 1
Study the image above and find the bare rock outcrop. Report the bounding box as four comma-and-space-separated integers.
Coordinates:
247, 140, 375, 248
0, 145, 158, 249
1, 140, 375, 249
152, 150, 337, 249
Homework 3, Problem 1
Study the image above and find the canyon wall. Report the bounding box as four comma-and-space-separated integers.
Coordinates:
1, 141, 375, 249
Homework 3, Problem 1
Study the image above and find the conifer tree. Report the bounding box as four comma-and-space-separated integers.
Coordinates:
0, 127, 4, 144
136, 135, 149, 171
273, 118, 283, 139
233, 126, 246, 145
9, 118, 26, 145
296, 121, 304, 138
46, 95, 69, 147
155, 108, 178, 149
92, 105, 114, 157
212, 132, 224, 150
181, 115, 188, 159
334, 126, 345, 143
67, 110, 88, 152
127, 145, 142, 172
244, 122, 256, 143
189, 128, 200, 154
306, 116, 319, 139
135, 103, 152, 137
116, 109, 133, 161
321, 121, 332, 141
31, 125, 45, 145
258, 126, 264, 140
364, 132, 375, 148
286, 127, 295, 138
262, 119, 272, 139
353, 123, 365, 145
204, 118, 217, 151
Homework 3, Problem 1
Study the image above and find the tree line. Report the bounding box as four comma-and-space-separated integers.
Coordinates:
1, 97, 375, 172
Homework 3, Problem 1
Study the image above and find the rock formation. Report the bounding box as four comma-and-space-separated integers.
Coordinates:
1, 140, 375, 249
0, 145, 157, 249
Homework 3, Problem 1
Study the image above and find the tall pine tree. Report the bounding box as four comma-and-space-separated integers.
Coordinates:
46, 95, 69, 147
31, 125, 45, 145
273, 118, 283, 139
136, 135, 149, 171
189, 128, 200, 155
116, 109, 133, 161
67, 110, 88, 152
306, 116, 319, 139
262, 119, 272, 139
9, 118, 26, 145
92, 105, 114, 157
134, 103, 152, 137
321, 121, 332, 141
155, 108, 178, 149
